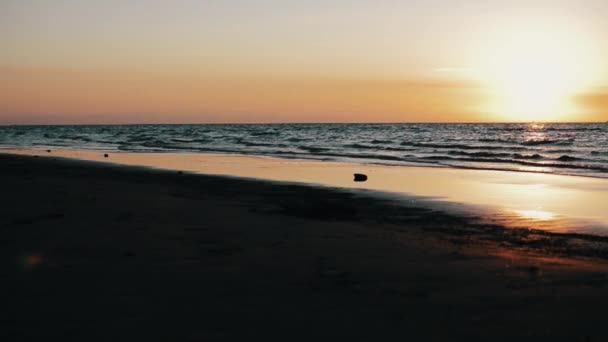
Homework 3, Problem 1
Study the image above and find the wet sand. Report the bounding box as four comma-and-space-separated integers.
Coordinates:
6, 147, 608, 235
2, 153, 608, 341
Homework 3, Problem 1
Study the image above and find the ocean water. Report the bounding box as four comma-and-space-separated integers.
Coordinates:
1, 123, 607, 178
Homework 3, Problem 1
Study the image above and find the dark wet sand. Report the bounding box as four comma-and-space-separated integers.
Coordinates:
2, 153, 608, 341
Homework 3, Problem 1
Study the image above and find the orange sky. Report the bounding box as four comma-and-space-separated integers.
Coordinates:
0, 66, 491, 124
2, 1, 608, 124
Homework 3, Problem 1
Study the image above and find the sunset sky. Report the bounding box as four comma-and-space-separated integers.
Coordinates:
2, 0, 608, 124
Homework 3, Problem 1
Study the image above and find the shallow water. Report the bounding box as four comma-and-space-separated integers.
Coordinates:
6, 148, 608, 236
1, 123, 607, 178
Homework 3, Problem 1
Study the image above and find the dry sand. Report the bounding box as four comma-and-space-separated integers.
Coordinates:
2, 153, 608, 341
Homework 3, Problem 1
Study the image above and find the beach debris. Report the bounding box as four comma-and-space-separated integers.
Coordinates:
104, 153, 109, 158
46, 149, 51, 153
353, 173, 368, 182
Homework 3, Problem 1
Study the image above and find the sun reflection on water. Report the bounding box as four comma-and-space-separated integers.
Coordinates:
514, 209, 555, 221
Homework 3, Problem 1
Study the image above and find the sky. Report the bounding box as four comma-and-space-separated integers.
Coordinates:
1, 0, 608, 124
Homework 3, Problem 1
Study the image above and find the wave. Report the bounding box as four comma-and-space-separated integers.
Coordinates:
242, 141, 276, 147
251, 131, 278, 136
171, 138, 195, 143
140, 141, 197, 151
546, 127, 604, 132
402, 141, 528, 151
344, 143, 377, 150
73, 136, 93, 142
447, 150, 512, 158
488, 127, 525, 132
513, 153, 543, 160
370, 139, 392, 144
478, 138, 515, 143
420, 155, 608, 172
325, 152, 403, 162
384, 146, 416, 152
546, 149, 576, 154
127, 134, 157, 142
299, 146, 330, 153
279, 150, 403, 162
193, 138, 213, 144
556, 155, 581, 162
447, 151, 579, 162
522, 138, 574, 146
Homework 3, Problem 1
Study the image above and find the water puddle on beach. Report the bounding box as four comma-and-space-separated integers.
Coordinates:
6, 148, 608, 236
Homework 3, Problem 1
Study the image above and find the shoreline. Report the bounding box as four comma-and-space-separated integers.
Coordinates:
3, 153, 608, 340
4, 147, 608, 236
3, 152, 608, 257
3, 144, 608, 180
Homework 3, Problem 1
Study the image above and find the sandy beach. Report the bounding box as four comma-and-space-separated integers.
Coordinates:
2, 152, 608, 341
4, 0, 608, 340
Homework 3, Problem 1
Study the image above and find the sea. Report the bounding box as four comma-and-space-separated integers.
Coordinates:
1, 123, 607, 178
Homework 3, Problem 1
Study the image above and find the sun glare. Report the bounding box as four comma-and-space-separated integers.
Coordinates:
514, 209, 555, 221
477, 27, 599, 122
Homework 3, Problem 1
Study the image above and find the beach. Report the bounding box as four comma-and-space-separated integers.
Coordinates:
5, 0, 608, 340
2, 152, 608, 341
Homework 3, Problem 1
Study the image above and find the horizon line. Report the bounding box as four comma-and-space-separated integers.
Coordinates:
1, 120, 607, 127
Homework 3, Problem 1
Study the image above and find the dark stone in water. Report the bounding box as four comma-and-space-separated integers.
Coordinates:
104, 154, 109, 158
177, 171, 183, 175
354, 173, 368, 182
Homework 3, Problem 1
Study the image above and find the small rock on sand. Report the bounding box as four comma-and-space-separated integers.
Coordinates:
354, 173, 368, 182
46, 149, 51, 153
104, 154, 109, 158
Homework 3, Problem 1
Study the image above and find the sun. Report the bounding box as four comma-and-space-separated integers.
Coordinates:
476, 26, 599, 122
488, 52, 579, 122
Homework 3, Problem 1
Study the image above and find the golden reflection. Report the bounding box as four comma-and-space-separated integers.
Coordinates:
522, 123, 547, 141
513, 210, 555, 221
5, 148, 608, 234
